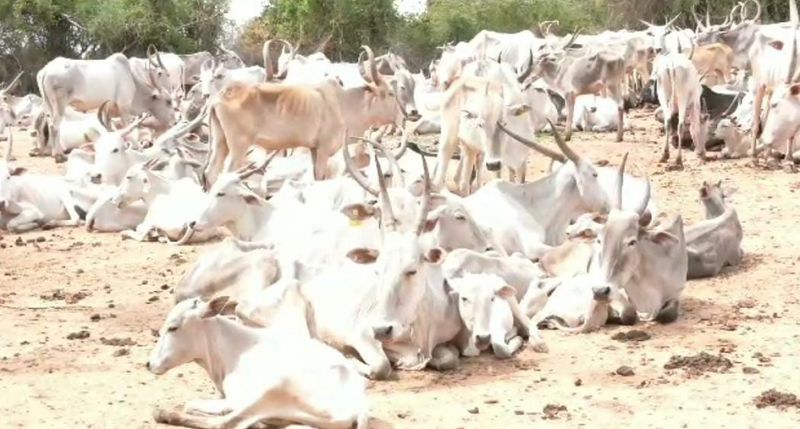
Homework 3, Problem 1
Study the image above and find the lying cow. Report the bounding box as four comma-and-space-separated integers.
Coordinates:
686, 180, 743, 279
148, 296, 369, 429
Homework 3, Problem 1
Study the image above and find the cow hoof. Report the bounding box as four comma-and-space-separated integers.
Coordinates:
54, 154, 67, 164
658, 154, 669, 163
782, 161, 796, 174
531, 341, 549, 354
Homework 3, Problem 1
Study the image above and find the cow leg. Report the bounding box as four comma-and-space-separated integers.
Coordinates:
6, 208, 45, 233
348, 331, 392, 380
428, 343, 459, 371
121, 224, 154, 242
184, 399, 234, 416
432, 121, 459, 190
674, 119, 684, 169
459, 148, 477, 196
659, 113, 671, 163
690, 107, 705, 163
491, 331, 523, 359
655, 299, 680, 324
784, 135, 796, 172
751, 85, 765, 161
564, 93, 576, 141
506, 296, 547, 353
616, 106, 624, 142
311, 147, 330, 181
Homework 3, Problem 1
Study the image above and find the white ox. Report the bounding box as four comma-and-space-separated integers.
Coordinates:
148, 296, 368, 429
38, 53, 175, 161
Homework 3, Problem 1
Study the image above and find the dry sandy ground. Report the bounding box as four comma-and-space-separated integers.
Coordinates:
2, 111, 800, 429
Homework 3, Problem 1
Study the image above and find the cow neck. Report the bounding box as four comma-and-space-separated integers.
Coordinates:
507, 164, 587, 246
540, 58, 572, 96
196, 316, 262, 393
228, 199, 274, 241
341, 86, 389, 137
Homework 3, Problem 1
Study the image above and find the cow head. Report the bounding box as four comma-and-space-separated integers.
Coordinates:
199, 58, 226, 99
390, 69, 420, 120
640, 14, 681, 53
147, 296, 237, 375
699, 180, 733, 219
89, 103, 150, 185
346, 151, 444, 344
355, 46, 419, 125
140, 62, 175, 127
760, 83, 800, 148
111, 160, 163, 208
448, 273, 515, 352
421, 193, 496, 253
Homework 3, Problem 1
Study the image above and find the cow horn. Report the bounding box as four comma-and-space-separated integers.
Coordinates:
665, 13, 681, 28
263, 40, 277, 81
4, 128, 12, 160
634, 174, 651, 217
154, 104, 209, 150
356, 137, 405, 187
614, 152, 628, 210
498, 120, 567, 163
276, 40, 294, 79
692, 5, 705, 30
343, 139, 378, 197
357, 51, 372, 83
362, 45, 382, 86
706, 8, 711, 27
791, 23, 800, 83
793, 0, 799, 24
375, 153, 397, 231
640, 19, 655, 27
415, 152, 431, 236
750, 0, 762, 22
516, 50, 534, 84
727, 3, 742, 25
688, 43, 695, 61
97, 101, 113, 132
236, 150, 278, 181
2, 72, 23, 93
119, 113, 150, 138
562, 30, 581, 50
550, 119, 582, 164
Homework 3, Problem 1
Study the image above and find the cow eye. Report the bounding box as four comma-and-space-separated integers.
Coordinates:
215, 74, 224, 79
455, 213, 466, 221
112, 148, 120, 153
405, 269, 418, 277
166, 326, 178, 332
627, 239, 637, 247
592, 172, 598, 178
216, 192, 225, 197
461, 296, 468, 302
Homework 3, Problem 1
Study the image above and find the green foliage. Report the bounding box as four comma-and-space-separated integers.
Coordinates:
0, 0, 228, 91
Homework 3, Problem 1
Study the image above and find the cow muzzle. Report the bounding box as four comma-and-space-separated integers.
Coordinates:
90, 174, 102, 184
592, 285, 612, 301
0, 200, 6, 212
474, 334, 491, 349
406, 108, 421, 122
372, 324, 394, 340
486, 161, 502, 172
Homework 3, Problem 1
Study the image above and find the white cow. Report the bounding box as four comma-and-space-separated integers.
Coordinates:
148, 296, 368, 429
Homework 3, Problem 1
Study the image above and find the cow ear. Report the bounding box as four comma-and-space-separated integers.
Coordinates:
190, 75, 200, 82
423, 217, 438, 233
347, 248, 379, 264
579, 229, 596, 239
639, 211, 652, 227
202, 296, 233, 318
10, 166, 26, 176
769, 40, 785, 51
591, 213, 608, 223
495, 284, 516, 299
648, 230, 679, 246
424, 247, 445, 264
340, 203, 376, 221
790, 83, 800, 96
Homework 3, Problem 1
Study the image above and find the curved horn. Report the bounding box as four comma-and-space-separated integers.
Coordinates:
362, 45, 382, 85
154, 104, 209, 150
375, 153, 397, 231
665, 13, 681, 28
614, 152, 628, 210
692, 5, 705, 30
727, 3, 742, 26
562, 30, 581, 50
787, 25, 798, 84
549, 119, 582, 164
236, 150, 279, 181
634, 174, 651, 217
751, 0, 762, 22
263, 40, 275, 81
355, 137, 405, 187
276, 39, 294, 79
357, 51, 372, 83
516, 50, 535, 84
343, 139, 378, 197
97, 101, 113, 132
2, 72, 23, 93
119, 113, 150, 138
497, 120, 567, 163
414, 152, 431, 236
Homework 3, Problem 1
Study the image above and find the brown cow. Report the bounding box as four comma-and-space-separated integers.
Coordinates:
204, 46, 405, 187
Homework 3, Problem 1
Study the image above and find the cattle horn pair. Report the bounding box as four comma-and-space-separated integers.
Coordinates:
263, 39, 294, 81
1, 71, 23, 93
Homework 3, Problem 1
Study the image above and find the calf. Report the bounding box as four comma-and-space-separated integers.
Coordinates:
531, 274, 617, 333
448, 273, 525, 358
148, 296, 368, 429
686, 181, 743, 279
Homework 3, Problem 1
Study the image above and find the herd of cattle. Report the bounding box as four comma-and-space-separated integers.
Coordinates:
7, 1, 797, 427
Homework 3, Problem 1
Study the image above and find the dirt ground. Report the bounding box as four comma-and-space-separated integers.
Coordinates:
2, 110, 800, 429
